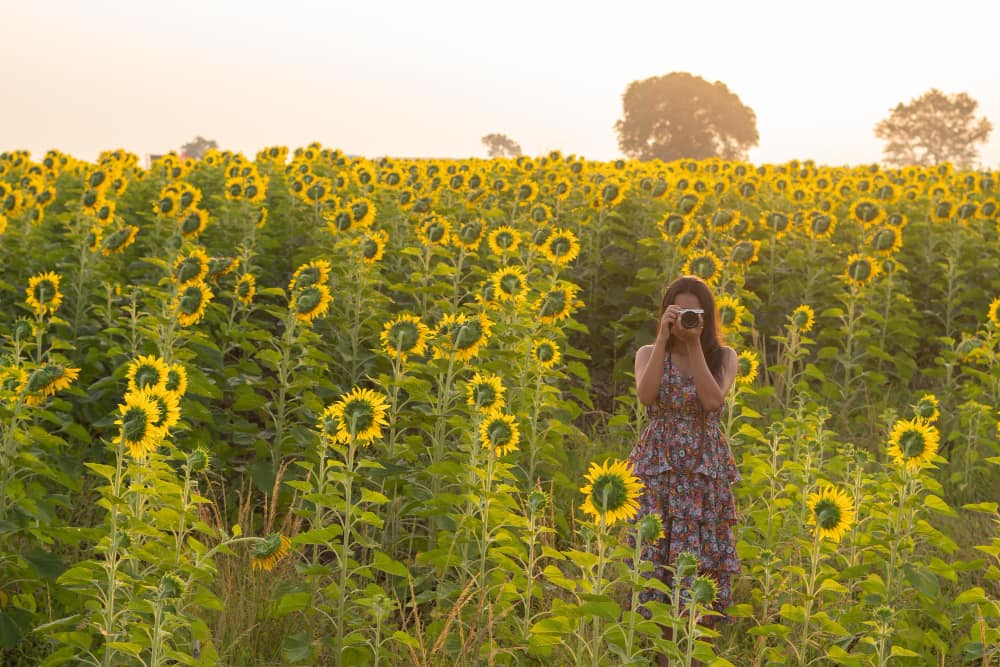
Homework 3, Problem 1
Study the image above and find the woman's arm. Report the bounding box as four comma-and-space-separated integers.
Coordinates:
635, 307, 679, 405
682, 338, 738, 412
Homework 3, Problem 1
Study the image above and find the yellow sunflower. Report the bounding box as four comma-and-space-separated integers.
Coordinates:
319, 386, 390, 445
536, 282, 581, 324
887, 417, 940, 473
490, 266, 529, 303
806, 485, 855, 543
868, 227, 903, 256
347, 197, 376, 228
987, 295, 1000, 329
532, 337, 562, 370
761, 211, 792, 239
480, 409, 520, 457
100, 225, 139, 256
380, 313, 430, 362
175, 282, 214, 327
25, 271, 63, 316
528, 202, 552, 225
850, 198, 885, 227
147, 386, 181, 432
579, 459, 643, 526
659, 213, 690, 242
844, 254, 881, 288
415, 213, 452, 247
728, 240, 761, 268
715, 294, 747, 332
542, 228, 581, 266
290, 284, 333, 325
453, 219, 485, 251
358, 229, 389, 264
179, 208, 208, 238
235, 273, 256, 306
165, 362, 188, 397
288, 260, 332, 292
806, 210, 836, 240
126, 354, 170, 393
117, 389, 165, 459
174, 247, 211, 286
789, 305, 815, 334
467, 371, 506, 413
487, 225, 522, 256
23, 364, 80, 406
913, 393, 939, 423
736, 350, 759, 386
683, 251, 723, 285
252, 533, 292, 573
433, 312, 493, 362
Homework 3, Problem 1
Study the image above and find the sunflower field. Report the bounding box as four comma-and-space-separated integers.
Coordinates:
0, 145, 997, 666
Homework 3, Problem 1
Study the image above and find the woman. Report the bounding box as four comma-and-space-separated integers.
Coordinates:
630, 275, 741, 635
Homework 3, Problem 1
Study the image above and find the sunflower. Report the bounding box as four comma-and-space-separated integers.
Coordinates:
175, 282, 214, 327
0, 213, 7, 236
147, 386, 181, 432
659, 213, 690, 242
913, 393, 940, 423
24, 364, 80, 406
676, 192, 701, 216
0, 366, 28, 405
25, 271, 63, 316
806, 210, 836, 240
320, 386, 390, 445
100, 225, 139, 256
729, 214, 755, 240
165, 363, 188, 397
234, 274, 256, 306
869, 227, 903, 256
931, 199, 954, 222
736, 350, 759, 386
348, 197, 376, 228
252, 533, 292, 572
487, 225, 522, 256
761, 211, 792, 239
683, 251, 722, 285
126, 354, 170, 393
597, 180, 626, 208
579, 459, 643, 526
536, 282, 580, 324
416, 213, 452, 247
532, 337, 562, 370
709, 209, 737, 233
844, 254, 881, 288
288, 260, 332, 292
179, 208, 208, 238
480, 409, 520, 456
850, 198, 885, 227
529, 202, 552, 225
174, 248, 211, 286
433, 312, 493, 362
886, 417, 940, 473
715, 294, 747, 331
380, 313, 430, 362
489, 266, 528, 303
117, 389, 164, 459
358, 229, 389, 263
515, 180, 539, 203
728, 240, 761, 268
453, 218, 485, 251
806, 485, 855, 542
789, 305, 815, 333
291, 284, 333, 325
466, 372, 506, 413
542, 228, 581, 266
987, 295, 1000, 329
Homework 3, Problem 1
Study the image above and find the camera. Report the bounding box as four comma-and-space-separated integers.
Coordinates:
678, 309, 704, 329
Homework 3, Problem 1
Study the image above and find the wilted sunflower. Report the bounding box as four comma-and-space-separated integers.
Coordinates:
174, 248, 211, 286
380, 313, 430, 362
175, 282, 214, 327
913, 393, 940, 423
579, 459, 643, 526
252, 533, 292, 572
844, 253, 881, 288
683, 251, 722, 285
24, 364, 80, 406
736, 350, 759, 386
988, 295, 1000, 329
715, 294, 747, 332
487, 225, 522, 256
117, 389, 164, 459
235, 274, 256, 306
480, 409, 520, 456
886, 417, 940, 473
320, 386, 390, 445
25, 271, 63, 316
100, 225, 139, 256
543, 228, 581, 266
127, 354, 170, 393
532, 337, 561, 369
165, 362, 188, 397
789, 305, 815, 333
806, 485, 855, 542
433, 312, 492, 362
291, 284, 333, 325
490, 266, 528, 303
466, 371, 506, 413
538, 279, 583, 323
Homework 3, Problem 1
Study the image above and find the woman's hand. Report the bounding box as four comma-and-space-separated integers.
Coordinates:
670, 312, 703, 348
656, 306, 682, 347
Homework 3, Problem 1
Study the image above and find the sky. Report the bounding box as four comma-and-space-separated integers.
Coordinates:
4, 0, 1000, 167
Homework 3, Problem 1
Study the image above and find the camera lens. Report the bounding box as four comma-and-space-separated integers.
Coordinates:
680, 310, 701, 329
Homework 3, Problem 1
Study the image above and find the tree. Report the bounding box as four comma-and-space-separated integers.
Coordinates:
615, 72, 758, 162
180, 136, 219, 160
874, 89, 992, 168
481, 133, 523, 158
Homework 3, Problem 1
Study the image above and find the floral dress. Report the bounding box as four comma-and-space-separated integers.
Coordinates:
628, 352, 741, 621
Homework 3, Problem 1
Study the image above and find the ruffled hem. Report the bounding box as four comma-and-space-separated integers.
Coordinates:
631, 420, 741, 484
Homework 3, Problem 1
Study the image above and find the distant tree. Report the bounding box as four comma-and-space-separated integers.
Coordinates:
615, 72, 758, 162
482, 133, 523, 158
180, 136, 219, 160
874, 89, 992, 168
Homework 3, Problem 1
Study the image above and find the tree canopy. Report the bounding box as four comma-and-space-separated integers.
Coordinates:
181, 136, 219, 160
482, 133, 523, 158
874, 89, 992, 168
615, 72, 758, 162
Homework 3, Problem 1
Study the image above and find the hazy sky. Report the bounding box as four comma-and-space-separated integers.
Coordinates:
5, 0, 1000, 167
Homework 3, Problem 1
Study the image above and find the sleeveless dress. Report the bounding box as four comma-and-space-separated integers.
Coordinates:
628, 351, 741, 621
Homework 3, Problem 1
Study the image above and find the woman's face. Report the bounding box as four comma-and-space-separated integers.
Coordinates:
672, 292, 702, 311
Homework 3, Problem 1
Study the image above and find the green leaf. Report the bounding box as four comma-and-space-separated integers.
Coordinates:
84, 463, 116, 481
542, 565, 577, 592
889, 645, 921, 658
962, 501, 998, 514
23, 549, 65, 581
0, 608, 31, 649
371, 551, 410, 578
233, 384, 266, 411
577, 594, 620, 620
924, 494, 957, 517
292, 525, 342, 545
274, 591, 312, 617
360, 488, 390, 505
281, 631, 312, 662
953, 587, 987, 605
817, 578, 849, 594
391, 630, 420, 649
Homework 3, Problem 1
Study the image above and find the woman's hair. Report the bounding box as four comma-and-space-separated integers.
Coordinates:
659, 275, 726, 381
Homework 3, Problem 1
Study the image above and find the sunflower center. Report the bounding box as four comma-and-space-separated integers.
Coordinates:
426, 222, 445, 243
535, 343, 555, 363
176, 258, 203, 284
590, 473, 628, 513
27, 365, 61, 392
351, 201, 369, 222
811, 215, 832, 234
294, 267, 322, 289
473, 384, 497, 407
459, 221, 483, 244
34, 281, 55, 304
499, 274, 522, 295
848, 259, 872, 282
181, 213, 202, 234
766, 212, 789, 232
873, 229, 896, 251
133, 365, 161, 389
549, 236, 571, 257
814, 498, 842, 530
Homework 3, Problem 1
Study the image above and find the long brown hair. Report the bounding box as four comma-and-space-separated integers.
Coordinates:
659, 275, 726, 381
